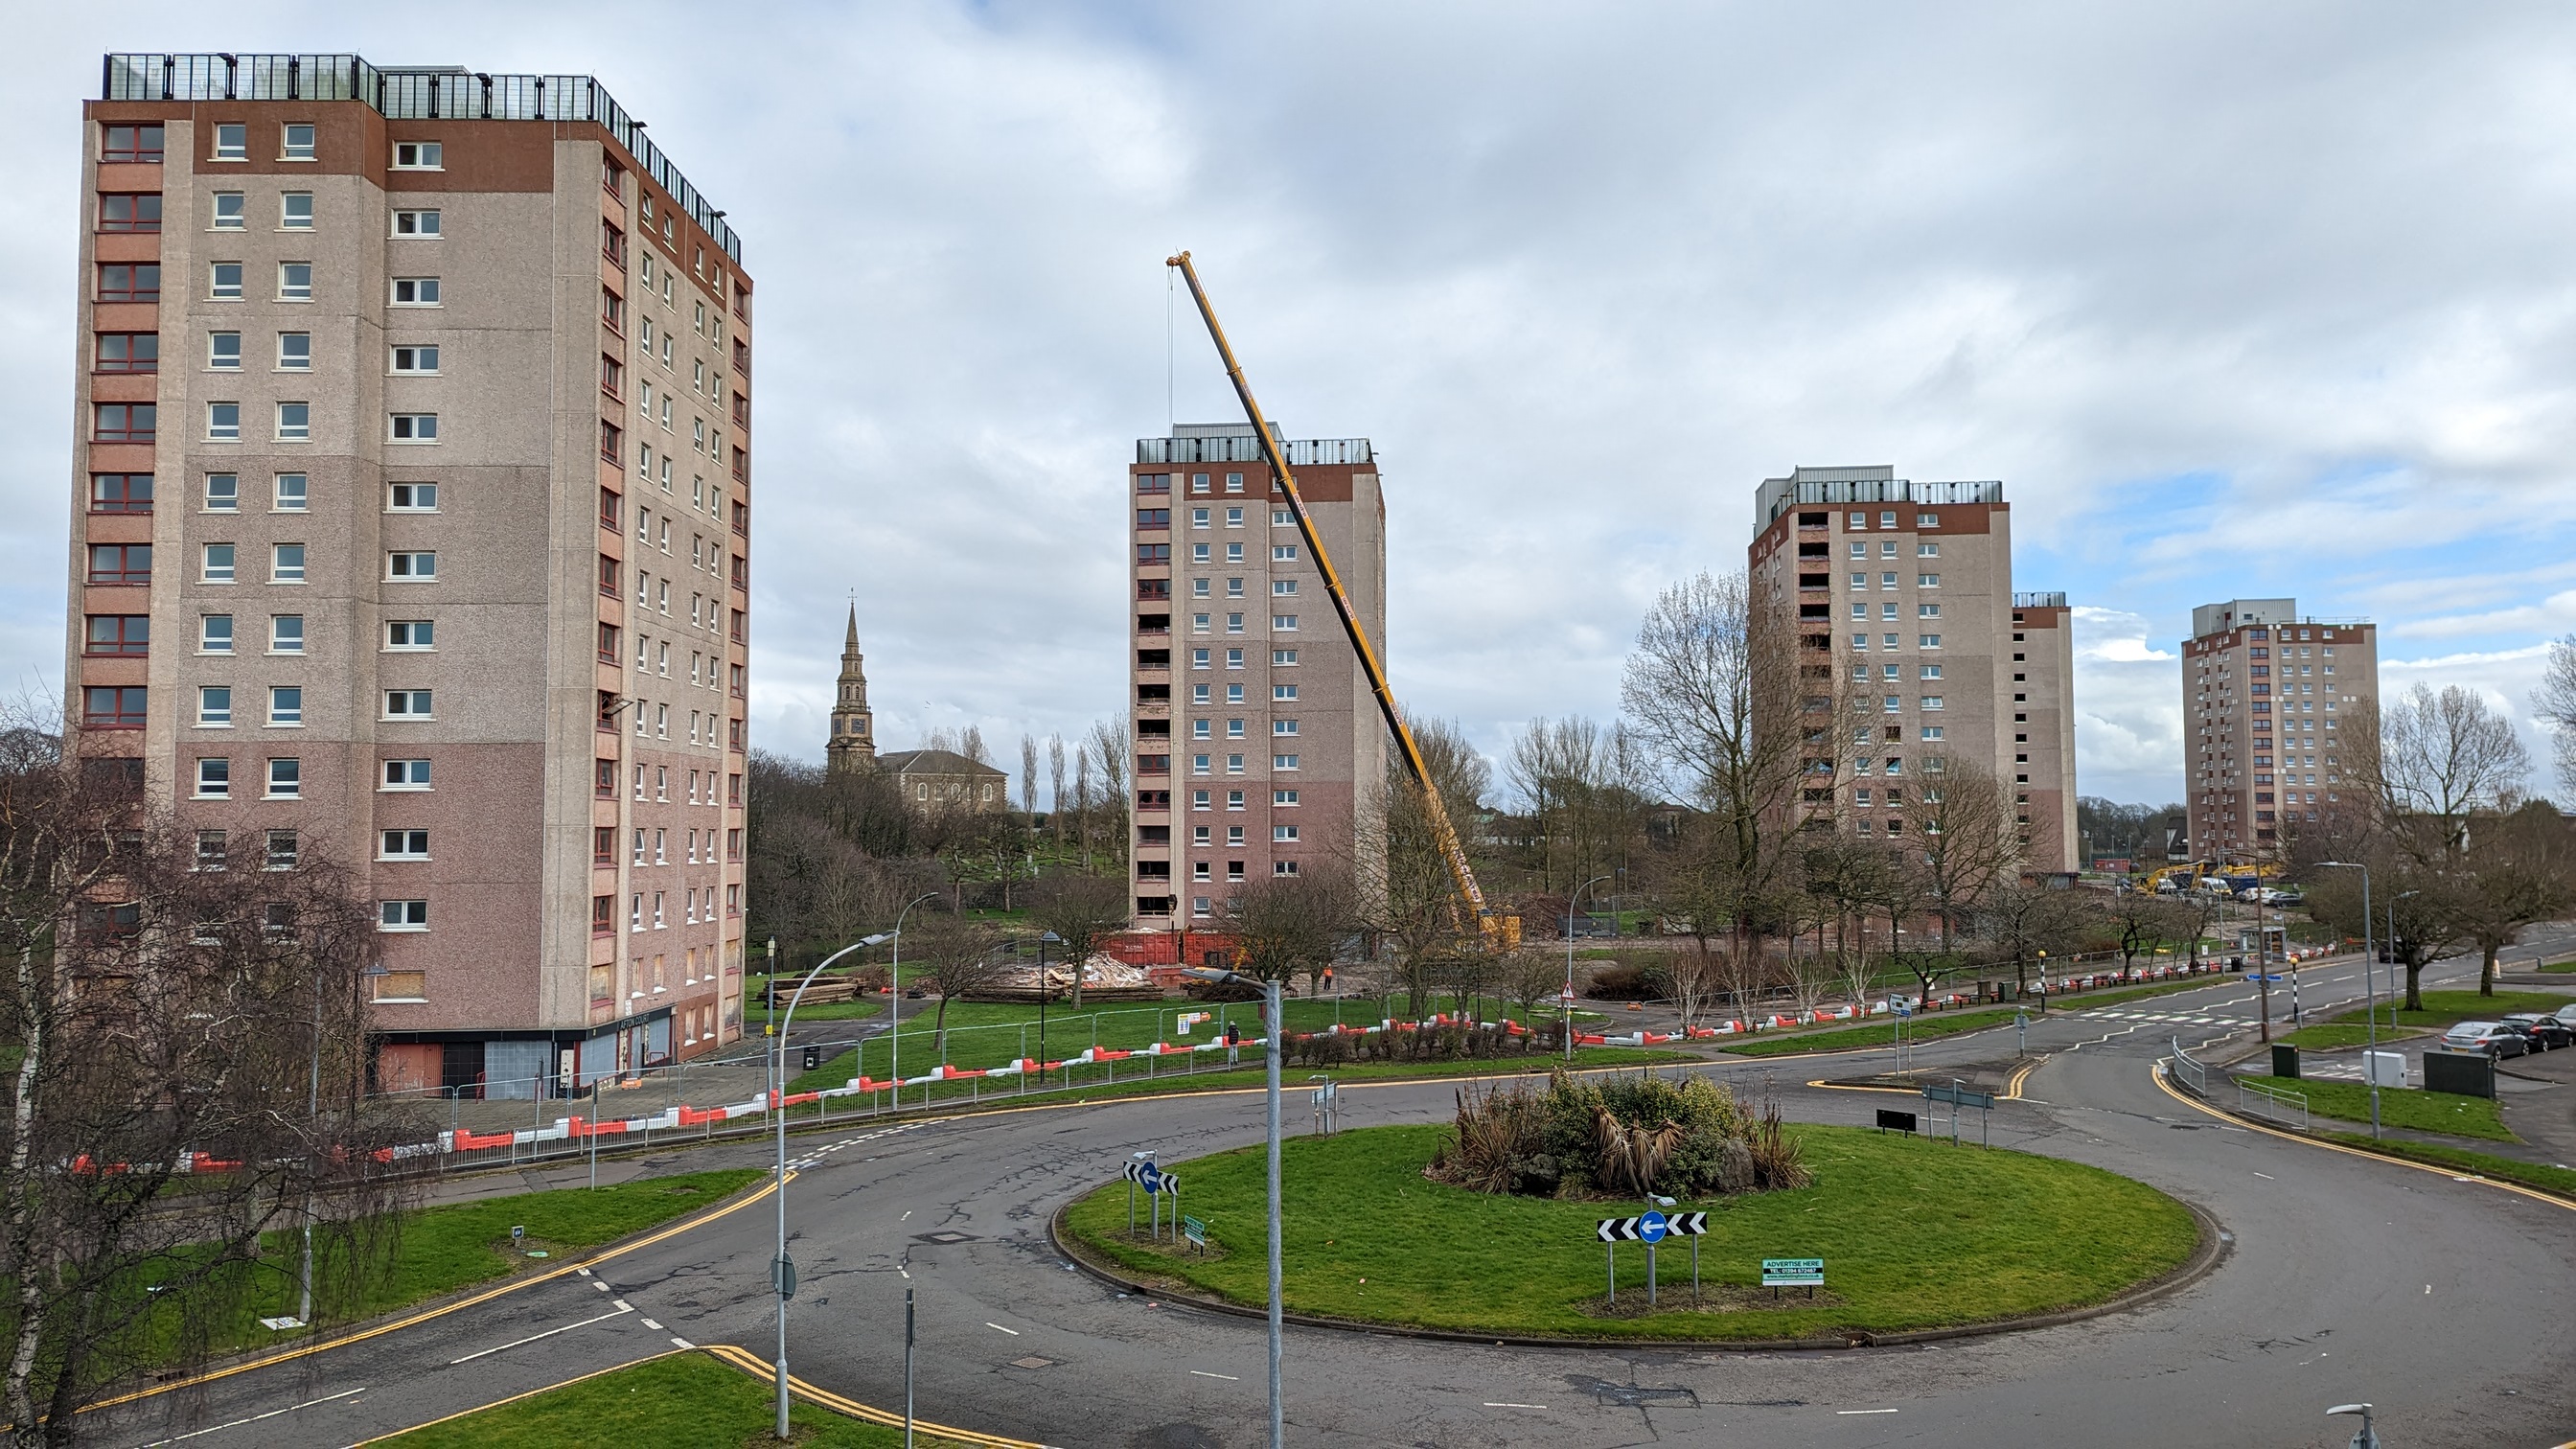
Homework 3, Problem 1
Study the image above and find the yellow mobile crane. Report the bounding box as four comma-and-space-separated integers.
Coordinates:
1166, 252, 1518, 950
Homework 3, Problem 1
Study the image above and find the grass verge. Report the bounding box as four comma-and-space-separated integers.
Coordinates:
2313, 1134, 2576, 1200
2277, 1023, 2429, 1051
2326, 989, 2572, 1033
2235, 1074, 2511, 1141
1717, 975, 2242, 1059
1063, 1123, 2197, 1342
379, 1350, 975, 1447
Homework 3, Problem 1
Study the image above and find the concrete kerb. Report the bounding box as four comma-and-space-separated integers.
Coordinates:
1046, 1197, 2229, 1354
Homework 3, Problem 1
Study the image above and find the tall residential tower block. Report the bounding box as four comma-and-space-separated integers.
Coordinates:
1128, 425, 1387, 924
1749, 466, 2078, 872
68, 55, 755, 1095
2182, 600, 2378, 857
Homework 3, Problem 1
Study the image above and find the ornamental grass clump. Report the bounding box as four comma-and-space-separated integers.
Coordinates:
1429, 1069, 1810, 1199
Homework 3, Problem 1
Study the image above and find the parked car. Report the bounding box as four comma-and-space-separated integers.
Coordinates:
2549, 1002, 2576, 1034
2501, 1013, 2575, 1050
2439, 1021, 2531, 1059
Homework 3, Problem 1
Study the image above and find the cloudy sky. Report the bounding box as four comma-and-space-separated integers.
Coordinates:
8, 3, 2575, 808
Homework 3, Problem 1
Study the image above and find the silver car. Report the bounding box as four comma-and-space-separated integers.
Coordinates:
2440, 1021, 2529, 1059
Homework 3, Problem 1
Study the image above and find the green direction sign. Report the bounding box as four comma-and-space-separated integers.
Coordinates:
1761, 1257, 1824, 1287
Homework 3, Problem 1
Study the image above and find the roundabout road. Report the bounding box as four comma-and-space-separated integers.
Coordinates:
93, 949, 2576, 1448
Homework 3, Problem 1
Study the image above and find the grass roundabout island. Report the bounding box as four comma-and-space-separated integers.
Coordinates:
1063, 1114, 2202, 1343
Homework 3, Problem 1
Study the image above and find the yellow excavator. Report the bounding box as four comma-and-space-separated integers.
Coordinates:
1167, 252, 1519, 951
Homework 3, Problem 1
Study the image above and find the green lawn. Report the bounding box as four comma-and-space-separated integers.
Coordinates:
2277, 1022, 2430, 1051
2237, 1075, 2512, 1141
2541, 960, 2576, 975
380, 1350, 976, 1447
792, 991, 1586, 1083
1063, 1123, 2198, 1342
2315, 1135, 2576, 1200
2326, 990, 2573, 1033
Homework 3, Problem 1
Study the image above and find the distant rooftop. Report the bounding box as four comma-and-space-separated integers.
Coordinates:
102, 52, 742, 262
2014, 592, 2069, 610
1756, 465, 2003, 527
2190, 599, 2369, 638
1138, 423, 1370, 467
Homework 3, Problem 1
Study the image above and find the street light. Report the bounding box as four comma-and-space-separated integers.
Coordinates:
887, 892, 939, 1109
2327, 1403, 2380, 1449
2318, 862, 2382, 1139
764, 936, 778, 1105
297, 960, 389, 1327
1184, 964, 1283, 1449
1565, 875, 1610, 1062
774, 930, 894, 1440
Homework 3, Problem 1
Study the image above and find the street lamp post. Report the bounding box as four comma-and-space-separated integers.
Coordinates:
1036, 931, 1063, 1087
1566, 875, 1610, 1062
774, 930, 894, 1440
764, 935, 779, 1106
888, 892, 938, 1109
2317, 862, 2380, 1139
1184, 965, 1283, 1448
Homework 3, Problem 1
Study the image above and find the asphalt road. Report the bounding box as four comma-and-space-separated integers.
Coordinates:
90, 943, 2576, 1449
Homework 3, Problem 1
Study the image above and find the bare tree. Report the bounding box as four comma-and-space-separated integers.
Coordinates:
1356, 718, 1492, 1018
960, 724, 990, 767
1084, 715, 1132, 874
909, 913, 1003, 1060
1020, 733, 1039, 819
2536, 634, 2576, 798
1894, 757, 2022, 953
2450, 800, 2576, 996
1619, 571, 1807, 975
2103, 889, 2190, 980
1225, 867, 1354, 996
1027, 872, 1132, 1010
0, 730, 418, 1442
2364, 683, 2531, 857
1667, 941, 1729, 1030
1500, 948, 1571, 1025
1046, 734, 1068, 844
1975, 883, 2099, 1003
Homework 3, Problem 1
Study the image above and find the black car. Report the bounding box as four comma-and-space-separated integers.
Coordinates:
2502, 1013, 2574, 1050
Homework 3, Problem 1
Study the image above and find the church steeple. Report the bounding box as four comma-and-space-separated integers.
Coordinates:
826, 605, 877, 772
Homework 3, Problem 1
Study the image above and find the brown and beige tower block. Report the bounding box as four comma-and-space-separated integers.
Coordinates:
67, 54, 754, 1096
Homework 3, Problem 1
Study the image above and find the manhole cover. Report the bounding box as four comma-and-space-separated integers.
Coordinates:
1011, 1355, 1056, 1369
913, 1230, 977, 1244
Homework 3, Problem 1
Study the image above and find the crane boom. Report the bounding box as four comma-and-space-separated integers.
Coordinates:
1165, 251, 1499, 933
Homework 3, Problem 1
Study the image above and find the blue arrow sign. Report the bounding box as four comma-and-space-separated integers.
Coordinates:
1638, 1209, 1668, 1244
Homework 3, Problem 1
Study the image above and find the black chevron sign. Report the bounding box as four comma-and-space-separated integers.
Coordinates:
1595, 1210, 1708, 1242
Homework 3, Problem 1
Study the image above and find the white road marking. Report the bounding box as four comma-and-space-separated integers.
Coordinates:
611, 1299, 632, 1311
671, 1336, 696, 1348
640, 1318, 663, 1330
592, 1279, 610, 1291
139, 1385, 367, 1444
448, 1304, 633, 1365
2253, 1172, 2275, 1180
902, 1209, 912, 1221
1485, 1401, 1548, 1410
576, 1267, 593, 1276
1837, 1408, 1899, 1414
987, 1322, 1021, 1335
1191, 1369, 1239, 1380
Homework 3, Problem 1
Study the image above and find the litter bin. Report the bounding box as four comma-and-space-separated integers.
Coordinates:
802, 1045, 821, 1072
2270, 1042, 2299, 1079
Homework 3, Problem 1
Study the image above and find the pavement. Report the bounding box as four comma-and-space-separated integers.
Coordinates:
81, 936, 2576, 1449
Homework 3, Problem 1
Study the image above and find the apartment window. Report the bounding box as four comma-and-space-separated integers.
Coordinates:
93, 402, 156, 442
388, 620, 434, 650
382, 759, 432, 791
392, 142, 443, 170
83, 615, 149, 656
264, 475, 308, 516
380, 830, 429, 861
103, 124, 163, 162
1226, 649, 1244, 669
270, 543, 306, 583
205, 264, 246, 303
195, 758, 231, 798
383, 689, 433, 719
1189, 508, 1209, 528
1272, 615, 1299, 631
1920, 633, 1942, 649
279, 123, 316, 160
267, 687, 302, 726
1273, 510, 1292, 526
200, 402, 244, 442
1190, 544, 1211, 563
601, 288, 625, 333
195, 830, 229, 871
94, 332, 158, 374
1273, 650, 1300, 666
197, 686, 234, 727
280, 193, 313, 229
1273, 544, 1299, 562
197, 543, 237, 584
391, 277, 440, 305
1918, 574, 1940, 587
265, 830, 299, 871
389, 483, 438, 512
393, 208, 441, 237
1273, 580, 1298, 596
389, 414, 439, 442
1273, 720, 1300, 736
1918, 603, 1941, 618
89, 474, 151, 515
1920, 664, 1943, 679
270, 615, 304, 654
1921, 696, 1945, 710
198, 615, 233, 654
1225, 507, 1244, 527
277, 264, 311, 301
81, 686, 147, 731
391, 345, 439, 374
601, 421, 623, 462
1226, 543, 1243, 563
1274, 754, 1300, 770
99, 193, 161, 233
99, 264, 159, 302
274, 402, 310, 442
379, 899, 429, 932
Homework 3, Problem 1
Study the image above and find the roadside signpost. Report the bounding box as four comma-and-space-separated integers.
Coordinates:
1762, 1256, 1824, 1299
1307, 1076, 1340, 1136
1921, 1080, 1995, 1146
1596, 1209, 1709, 1304
1183, 1214, 1208, 1254
1124, 1156, 1181, 1240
